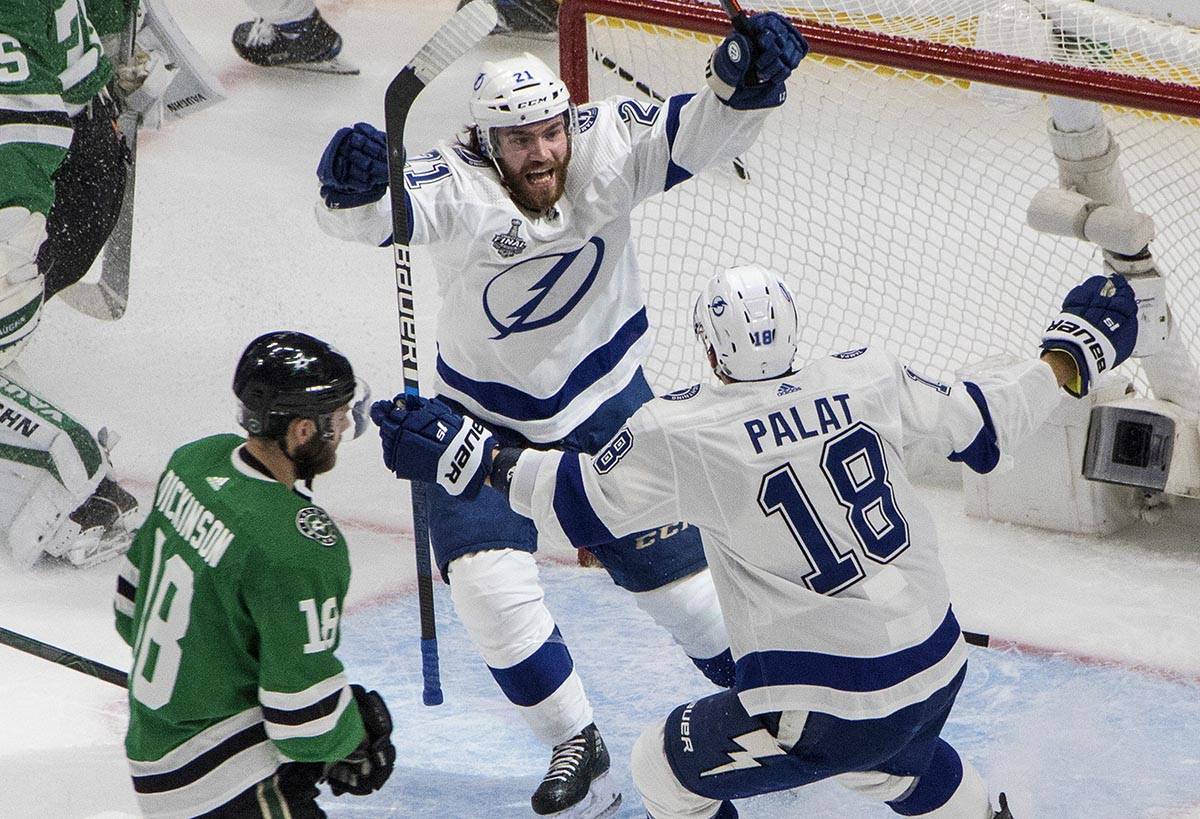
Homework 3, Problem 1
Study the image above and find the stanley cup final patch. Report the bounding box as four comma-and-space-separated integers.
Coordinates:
296, 506, 340, 547
492, 219, 528, 258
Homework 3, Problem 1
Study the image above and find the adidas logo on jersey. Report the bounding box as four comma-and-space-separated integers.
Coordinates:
206, 477, 229, 491
776, 382, 802, 396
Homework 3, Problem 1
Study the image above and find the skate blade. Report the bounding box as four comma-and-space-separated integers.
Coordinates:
541, 771, 622, 819
280, 57, 360, 75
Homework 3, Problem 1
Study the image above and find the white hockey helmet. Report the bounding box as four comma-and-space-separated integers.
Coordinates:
693, 264, 800, 381
469, 53, 575, 159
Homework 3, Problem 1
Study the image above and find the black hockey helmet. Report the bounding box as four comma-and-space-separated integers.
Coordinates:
234, 331, 368, 440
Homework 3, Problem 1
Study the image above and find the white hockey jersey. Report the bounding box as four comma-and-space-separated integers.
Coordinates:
508, 349, 1065, 719
315, 90, 769, 442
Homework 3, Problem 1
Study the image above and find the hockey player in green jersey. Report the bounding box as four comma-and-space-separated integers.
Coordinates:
0, 0, 142, 569
114, 331, 395, 817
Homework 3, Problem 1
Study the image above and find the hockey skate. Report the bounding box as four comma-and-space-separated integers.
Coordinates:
60, 476, 139, 568
531, 724, 621, 818
231, 10, 359, 75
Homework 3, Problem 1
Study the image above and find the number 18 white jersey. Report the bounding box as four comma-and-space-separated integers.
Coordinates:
508, 348, 1064, 719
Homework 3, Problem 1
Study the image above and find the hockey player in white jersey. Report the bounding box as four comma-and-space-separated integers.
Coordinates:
371, 263, 1140, 817
315, 11, 806, 817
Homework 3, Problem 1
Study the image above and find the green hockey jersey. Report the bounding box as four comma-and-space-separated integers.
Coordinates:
114, 434, 366, 817
0, 0, 118, 215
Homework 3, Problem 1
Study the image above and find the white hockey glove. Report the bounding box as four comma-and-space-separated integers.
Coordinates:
115, 47, 179, 128
1041, 274, 1138, 398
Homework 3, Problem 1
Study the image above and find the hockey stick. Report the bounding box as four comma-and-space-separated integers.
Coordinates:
0, 625, 128, 688
58, 3, 140, 322
384, 0, 498, 707
0, 618, 988, 696
717, 0, 752, 35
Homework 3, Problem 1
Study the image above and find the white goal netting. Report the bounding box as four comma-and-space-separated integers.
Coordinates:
561, 0, 1200, 392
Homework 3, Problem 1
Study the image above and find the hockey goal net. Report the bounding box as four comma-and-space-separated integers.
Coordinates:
559, 0, 1200, 394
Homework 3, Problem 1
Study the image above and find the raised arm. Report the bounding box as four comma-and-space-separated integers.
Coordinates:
897, 274, 1138, 474
620, 12, 807, 203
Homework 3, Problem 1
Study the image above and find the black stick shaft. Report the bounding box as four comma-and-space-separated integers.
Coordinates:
0, 626, 128, 688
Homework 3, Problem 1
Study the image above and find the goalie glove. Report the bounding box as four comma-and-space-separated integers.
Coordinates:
324, 685, 396, 797
707, 12, 808, 110
370, 395, 495, 499
1041, 274, 1138, 397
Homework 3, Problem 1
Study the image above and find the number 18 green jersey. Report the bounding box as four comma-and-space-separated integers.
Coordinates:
114, 434, 366, 817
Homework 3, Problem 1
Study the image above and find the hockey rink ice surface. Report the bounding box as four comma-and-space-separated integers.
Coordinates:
2, 0, 1199, 816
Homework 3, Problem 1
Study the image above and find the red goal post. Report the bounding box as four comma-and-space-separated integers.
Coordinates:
561, 0, 1200, 116
557, 0, 1200, 398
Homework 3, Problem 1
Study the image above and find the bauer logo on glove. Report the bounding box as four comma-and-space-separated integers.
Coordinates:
371, 395, 496, 499
1041, 274, 1138, 398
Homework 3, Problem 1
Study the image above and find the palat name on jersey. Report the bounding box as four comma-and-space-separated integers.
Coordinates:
743, 393, 854, 454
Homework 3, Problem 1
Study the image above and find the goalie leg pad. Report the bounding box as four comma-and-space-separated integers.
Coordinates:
1047, 118, 1132, 208
0, 367, 111, 567
0, 208, 48, 370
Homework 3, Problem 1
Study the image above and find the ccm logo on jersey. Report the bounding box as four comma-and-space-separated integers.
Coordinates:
1046, 318, 1108, 372
439, 418, 489, 495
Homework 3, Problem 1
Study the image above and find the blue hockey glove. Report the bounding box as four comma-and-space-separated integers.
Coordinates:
1041, 274, 1138, 397
371, 395, 495, 498
707, 12, 808, 110
317, 122, 389, 209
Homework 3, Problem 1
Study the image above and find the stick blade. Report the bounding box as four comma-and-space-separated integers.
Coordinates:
58, 279, 127, 321
410, 0, 499, 84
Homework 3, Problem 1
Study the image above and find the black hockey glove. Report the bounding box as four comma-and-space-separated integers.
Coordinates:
324, 685, 396, 797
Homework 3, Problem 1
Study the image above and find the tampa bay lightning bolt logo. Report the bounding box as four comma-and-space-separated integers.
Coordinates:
576, 106, 598, 133
710, 296, 728, 317
483, 237, 606, 339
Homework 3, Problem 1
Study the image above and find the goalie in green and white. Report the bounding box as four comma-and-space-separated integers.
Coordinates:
0, 0, 144, 570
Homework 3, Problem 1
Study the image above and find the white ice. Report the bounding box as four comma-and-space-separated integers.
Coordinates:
2, 0, 1199, 817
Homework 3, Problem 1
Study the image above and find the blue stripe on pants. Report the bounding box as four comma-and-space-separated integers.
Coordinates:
488, 626, 574, 707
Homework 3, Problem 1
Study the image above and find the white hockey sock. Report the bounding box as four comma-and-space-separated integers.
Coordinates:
633, 569, 729, 660
448, 549, 594, 746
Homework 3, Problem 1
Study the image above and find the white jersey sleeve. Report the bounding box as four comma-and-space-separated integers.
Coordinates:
507, 351, 1067, 721
892, 354, 1064, 473
313, 147, 472, 249
507, 400, 694, 547
603, 88, 770, 205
